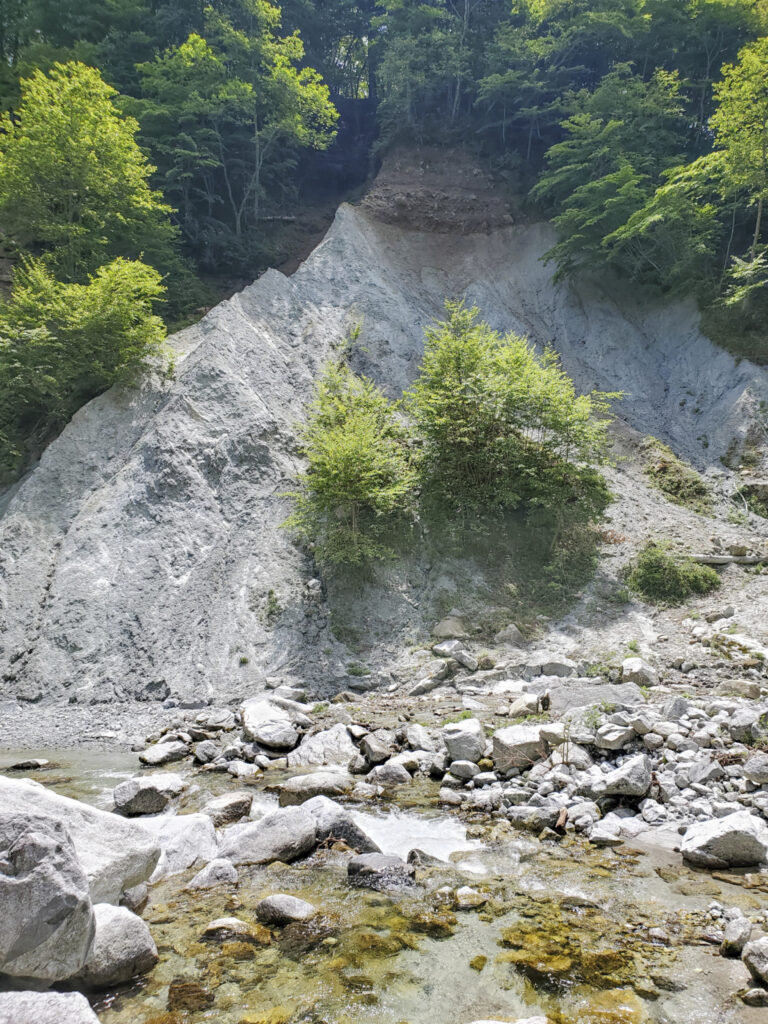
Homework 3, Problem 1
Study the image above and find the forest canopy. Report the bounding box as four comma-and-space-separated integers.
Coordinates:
2, 0, 768, 476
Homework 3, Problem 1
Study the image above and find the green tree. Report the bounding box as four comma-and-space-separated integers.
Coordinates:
0, 257, 166, 478
407, 301, 615, 535
0, 61, 177, 281
285, 361, 416, 566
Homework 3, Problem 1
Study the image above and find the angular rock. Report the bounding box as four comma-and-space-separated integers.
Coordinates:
0, 777, 160, 904
433, 639, 464, 658
192, 740, 219, 764
621, 657, 658, 687
139, 741, 188, 766
240, 698, 290, 741
403, 723, 436, 751
255, 894, 316, 925
721, 916, 752, 957
367, 762, 412, 787
201, 790, 253, 827
74, 903, 157, 988
140, 813, 218, 882
442, 719, 485, 763
113, 774, 184, 816
120, 883, 148, 915
250, 720, 299, 751
743, 751, 768, 786
278, 771, 353, 806
494, 623, 524, 645
743, 936, 768, 985
492, 724, 546, 771
599, 754, 652, 798
594, 723, 635, 750
681, 812, 768, 868
302, 796, 380, 853
187, 858, 238, 890
0, 813, 94, 984
286, 724, 357, 768
360, 732, 391, 764
0, 993, 101, 1024
347, 853, 415, 887
219, 806, 316, 865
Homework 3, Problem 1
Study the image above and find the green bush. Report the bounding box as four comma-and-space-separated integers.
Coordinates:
407, 301, 616, 533
626, 541, 721, 605
284, 361, 416, 566
641, 437, 711, 512
0, 257, 167, 479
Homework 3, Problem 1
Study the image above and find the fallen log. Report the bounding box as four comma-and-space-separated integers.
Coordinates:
690, 554, 764, 565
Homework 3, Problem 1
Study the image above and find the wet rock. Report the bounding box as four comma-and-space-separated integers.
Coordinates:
113, 774, 184, 816
492, 724, 546, 771
721, 915, 752, 957
621, 657, 658, 687
255, 894, 317, 925
142, 813, 218, 882
287, 724, 357, 768
0, 992, 101, 1024
455, 886, 486, 909
743, 936, 768, 985
681, 811, 768, 868
250, 721, 300, 751
167, 979, 214, 1011
302, 796, 380, 853
742, 988, 768, 1007
277, 771, 353, 806
7, 758, 50, 770
201, 790, 253, 826
74, 904, 158, 988
202, 917, 267, 942
0, 813, 94, 984
138, 740, 188, 766
367, 762, 412, 787
507, 804, 561, 831
187, 858, 239, 890
219, 806, 317, 865
0, 778, 160, 903
442, 719, 485, 763
743, 752, 768, 785
599, 754, 652, 797
347, 853, 415, 887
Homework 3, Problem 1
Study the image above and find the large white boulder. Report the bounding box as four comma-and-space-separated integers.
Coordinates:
74, 904, 158, 988
621, 657, 658, 687
303, 796, 380, 853
0, 813, 94, 984
287, 724, 357, 767
277, 771, 353, 806
218, 806, 317, 865
140, 813, 218, 882
240, 697, 290, 741
442, 719, 486, 763
0, 777, 160, 903
681, 811, 768, 868
0, 992, 100, 1024
492, 724, 546, 770
599, 754, 652, 797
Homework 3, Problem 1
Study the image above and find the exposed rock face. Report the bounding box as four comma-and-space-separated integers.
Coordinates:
0, 992, 101, 1024
0, 813, 94, 984
2, 196, 766, 705
0, 778, 160, 903
74, 904, 158, 988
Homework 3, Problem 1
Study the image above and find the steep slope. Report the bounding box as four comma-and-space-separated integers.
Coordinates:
2, 180, 768, 706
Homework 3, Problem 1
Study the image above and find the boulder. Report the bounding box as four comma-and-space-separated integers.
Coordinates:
494, 623, 525, 645
449, 760, 481, 780
278, 771, 353, 806
433, 639, 464, 658
347, 853, 415, 887
140, 813, 218, 882
187, 858, 238, 890
201, 791, 253, 826
360, 732, 392, 764
218, 806, 317, 865
0, 992, 101, 1024
113, 774, 184, 816
74, 904, 157, 988
594, 723, 635, 750
433, 615, 467, 639
492, 724, 546, 771
743, 751, 768, 786
728, 708, 761, 744
250, 721, 299, 751
403, 723, 436, 751
0, 813, 94, 984
681, 812, 768, 869
367, 762, 412, 787
302, 796, 380, 853
743, 936, 768, 985
621, 657, 658, 687
254, 894, 317, 925
287, 724, 357, 768
0, 777, 160, 904
138, 741, 188, 766
442, 719, 485, 763
721, 916, 752, 957
192, 740, 219, 764
599, 754, 652, 798
240, 698, 290, 741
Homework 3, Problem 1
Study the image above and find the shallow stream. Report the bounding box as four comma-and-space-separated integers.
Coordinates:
2, 750, 765, 1024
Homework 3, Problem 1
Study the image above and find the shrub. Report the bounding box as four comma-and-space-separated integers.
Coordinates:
407, 301, 616, 532
0, 257, 167, 479
640, 437, 710, 512
626, 541, 721, 605
284, 361, 416, 566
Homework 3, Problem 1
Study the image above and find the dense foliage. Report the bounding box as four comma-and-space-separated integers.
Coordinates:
626, 541, 722, 603
288, 303, 614, 568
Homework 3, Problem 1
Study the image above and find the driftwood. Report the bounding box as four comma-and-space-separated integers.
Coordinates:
690, 554, 764, 565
